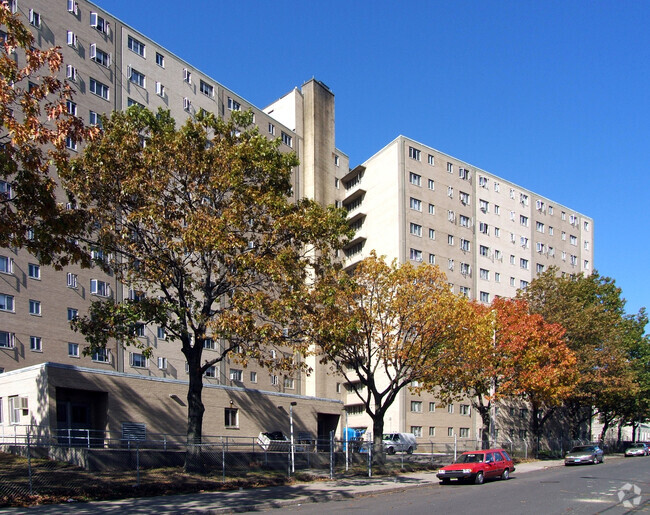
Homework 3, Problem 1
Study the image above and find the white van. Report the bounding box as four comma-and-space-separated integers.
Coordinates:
382, 432, 417, 454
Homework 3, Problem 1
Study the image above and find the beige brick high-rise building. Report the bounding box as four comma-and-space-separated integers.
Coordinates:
0, 1, 593, 448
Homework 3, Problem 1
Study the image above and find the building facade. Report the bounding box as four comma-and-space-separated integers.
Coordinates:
0, 0, 593, 448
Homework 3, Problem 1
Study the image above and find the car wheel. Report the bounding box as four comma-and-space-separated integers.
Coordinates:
474, 471, 484, 485
501, 468, 510, 480
387, 447, 395, 455
407, 446, 413, 455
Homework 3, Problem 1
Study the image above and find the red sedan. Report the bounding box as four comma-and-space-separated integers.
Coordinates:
437, 449, 515, 484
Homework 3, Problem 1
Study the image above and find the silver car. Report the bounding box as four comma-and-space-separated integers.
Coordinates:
564, 445, 604, 465
624, 443, 649, 457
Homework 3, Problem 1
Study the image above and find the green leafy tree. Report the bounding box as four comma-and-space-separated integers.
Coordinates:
62, 107, 350, 471
519, 268, 644, 440
0, 4, 96, 266
307, 253, 473, 459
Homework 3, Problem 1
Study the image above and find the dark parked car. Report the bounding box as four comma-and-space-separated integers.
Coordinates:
437, 449, 515, 484
564, 445, 604, 465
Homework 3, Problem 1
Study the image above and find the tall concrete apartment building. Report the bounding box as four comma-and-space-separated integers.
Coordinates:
0, 0, 593, 447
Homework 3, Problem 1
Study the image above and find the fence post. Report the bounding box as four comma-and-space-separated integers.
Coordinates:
329, 431, 334, 479
27, 431, 33, 495
86, 428, 90, 449
222, 438, 226, 484
136, 441, 140, 487
524, 439, 528, 460
367, 432, 372, 478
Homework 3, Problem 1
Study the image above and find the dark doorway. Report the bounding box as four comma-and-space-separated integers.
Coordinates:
317, 413, 340, 452
56, 388, 108, 446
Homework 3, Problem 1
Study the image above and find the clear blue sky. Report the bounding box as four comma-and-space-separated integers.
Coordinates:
98, 0, 649, 318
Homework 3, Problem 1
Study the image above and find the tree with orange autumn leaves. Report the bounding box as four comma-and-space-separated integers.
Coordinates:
0, 4, 97, 266
307, 253, 474, 457
429, 297, 578, 451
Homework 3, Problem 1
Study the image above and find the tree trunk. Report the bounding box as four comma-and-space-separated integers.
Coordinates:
474, 399, 491, 449
598, 417, 611, 446
185, 349, 205, 473
372, 414, 385, 465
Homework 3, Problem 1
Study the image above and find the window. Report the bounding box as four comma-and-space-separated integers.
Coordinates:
479, 176, 488, 188
520, 215, 529, 227
411, 401, 422, 412
549, 246, 555, 257
459, 427, 470, 438
155, 52, 164, 67
428, 203, 435, 215
447, 404, 454, 414
409, 248, 422, 262
230, 369, 243, 381
459, 168, 470, 180
494, 227, 501, 237
429, 427, 436, 437
183, 97, 192, 111
408, 146, 421, 161
570, 255, 578, 266
227, 97, 241, 110
536, 242, 545, 253
479, 245, 489, 257
66, 273, 78, 289
268, 123, 275, 135
448, 427, 454, 437
494, 181, 500, 192
203, 338, 215, 350
459, 191, 470, 205
26, 263, 40, 279
480, 291, 490, 303
520, 236, 529, 248
479, 222, 489, 235
284, 377, 294, 389
584, 260, 590, 269
479, 199, 489, 213
480, 268, 489, 280
90, 78, 109, 100
494, 272, 501, 282
520, 258, 529, 269
460, 239, 470, 252
66, 64, 77, 81
157, 326, 166, 339
561, 231, 566, 241
460, 262, 471, 275
509, 188, 515, 199
65, 309, 78, 323
270, 374, 279, 386
447, 186, 454, 198
409, 223, 422, 237
65, 100, 77, 116
428, 179, 435, 190
0, 331, 15, 348
409, 172, 421, 186
89, 111, 102, 128
520, 193, 529, 206
128, 36, 145, 57
66, 136, 77, 151
0, 294, 14, 312
0, 256, 12, 274
334, 155, 340, 166
548, 226, 554, 236
428, 154, 434, 165
68, 0, 79, 14
570, 235, 577, 246
132, 323, 145, 337
225, 408, 238, 428
92, 348, 109, 363
536, 263, 544, 274
67, 31, 78, 47
409, 197, 422, 211
27, 336, 40, 352
281, 132, 292, 147
250, 371, 257, 383
536, 221, 545, 233
448, 234, 454, 245
204, 366, 216, 378
428, 228, 435, 240
128, 67, 145, 87
510, 254, 516, 265
0, 180, 13, 199
200, 80, 214, 97
510, 277, 516, 286
183, 68, 192, 84
460, 404, 470, 415
448, 259, 454, 271
447, 210, 455, 222
459, 215, 470, 228
447, 162, 453, 173
494, 249, 502, 260
428, 402, 436, 412
90, 279, 110, 297
90, 12, 108, 33
68, 343, 79, 357
156, 356, 167, 370
153, 82, 165, 98
459, 286, 470, 297
9, 396, 20, 424
411, 426, 423, 437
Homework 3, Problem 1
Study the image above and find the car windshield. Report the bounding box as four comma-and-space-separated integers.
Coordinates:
569, 446, 595, 452
457, 453, 484, 463
629, 443, 644, 448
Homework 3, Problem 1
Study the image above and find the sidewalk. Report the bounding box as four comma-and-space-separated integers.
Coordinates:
4, 459, 566, 514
